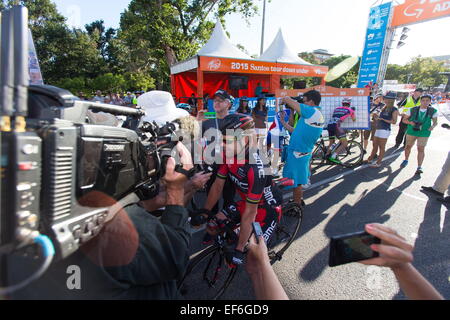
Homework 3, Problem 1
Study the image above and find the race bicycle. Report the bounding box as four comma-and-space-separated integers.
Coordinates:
178, 178, 303, 300
310, 130, 364, 173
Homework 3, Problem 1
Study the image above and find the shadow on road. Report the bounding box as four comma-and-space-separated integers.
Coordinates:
393, 196, 450, 300
299, 159, 418, 283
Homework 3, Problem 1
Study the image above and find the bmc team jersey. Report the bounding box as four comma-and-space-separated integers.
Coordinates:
329, 106, 355, 124
217, 152, 281, 206
289, 104, 325, 154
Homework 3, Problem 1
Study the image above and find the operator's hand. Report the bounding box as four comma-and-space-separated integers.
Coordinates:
279, 111, 287, 124
280, 96, 292, 107
191, 172, 212, 190
163, 142, 194, 188
196, 110, 207, 121
359, 224, 414, 270
245, 234, 270, 276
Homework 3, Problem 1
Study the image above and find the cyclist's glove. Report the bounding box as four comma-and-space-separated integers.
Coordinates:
225, 248, 246, 267
189, 209, 212, 227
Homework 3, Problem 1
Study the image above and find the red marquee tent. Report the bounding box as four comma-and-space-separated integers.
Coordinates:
170, 22, 328, 108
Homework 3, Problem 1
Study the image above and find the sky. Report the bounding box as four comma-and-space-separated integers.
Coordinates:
52, 0, 450, 66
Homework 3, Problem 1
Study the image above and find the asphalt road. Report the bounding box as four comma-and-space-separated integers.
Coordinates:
187, 115, 450, 300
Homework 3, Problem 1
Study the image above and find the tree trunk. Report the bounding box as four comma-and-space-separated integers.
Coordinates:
163, 44, 178, 67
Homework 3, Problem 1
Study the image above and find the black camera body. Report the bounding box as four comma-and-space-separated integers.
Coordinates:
1, 85, 176, 260
292, 96, 304, 104
412, 121, 423, 131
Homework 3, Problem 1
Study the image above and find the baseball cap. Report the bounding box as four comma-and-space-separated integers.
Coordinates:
383, 91, 397, 100
214, 89, 232, 101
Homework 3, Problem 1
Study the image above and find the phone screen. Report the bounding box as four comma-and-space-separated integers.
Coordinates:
252, 222, 264, 244
329, 231, 380, 267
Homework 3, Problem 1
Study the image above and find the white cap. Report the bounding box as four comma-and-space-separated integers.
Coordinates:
138, 91, 189, 125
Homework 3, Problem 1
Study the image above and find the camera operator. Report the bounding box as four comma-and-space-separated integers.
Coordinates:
400, 94, 438, 175
9, 143, 196, 300
278, 90, 325, 207
136, 91, 212, 212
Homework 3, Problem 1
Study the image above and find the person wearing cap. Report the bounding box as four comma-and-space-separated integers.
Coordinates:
364, 93, 385, 153
124, 92, 134, 107
92, 90, 105, 103
197, 89, 236, 222
279, 90, 325, 207
401, 94, 438, 175
132, 91, 143, 107
364, 92, 399, 168
395, 88, 423, 148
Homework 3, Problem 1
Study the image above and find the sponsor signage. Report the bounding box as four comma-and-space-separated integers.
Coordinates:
357, 2, 393, 88
392, 0, 450, 27
200, 56, 328, 77
275, 86, 371, 98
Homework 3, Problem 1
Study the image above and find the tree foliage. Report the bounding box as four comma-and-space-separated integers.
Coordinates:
119, 0, 259, 90
385, 56, 447, 88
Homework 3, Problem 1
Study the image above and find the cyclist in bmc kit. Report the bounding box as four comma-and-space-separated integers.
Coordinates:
327, 98, 357, 164
200, 114, 283, 267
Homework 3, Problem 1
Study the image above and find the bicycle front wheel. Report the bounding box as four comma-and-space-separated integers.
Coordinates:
178, 245, 238, 300
337, 140, 364, 168
267, 202, 303, 264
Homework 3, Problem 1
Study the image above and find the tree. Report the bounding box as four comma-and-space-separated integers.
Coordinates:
119, 0, 259, 90
298, 52, 319, 65
404, 56, 447, 88
91, 73, 126, 93
385, 64, 408, 83
384, 57, 448, 88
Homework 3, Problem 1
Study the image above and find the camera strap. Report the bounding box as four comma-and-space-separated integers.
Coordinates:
175, 165, 197, 179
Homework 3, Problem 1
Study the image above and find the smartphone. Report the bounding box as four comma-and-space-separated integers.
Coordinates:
252, 222, 264, 244
329, 231, 381, 267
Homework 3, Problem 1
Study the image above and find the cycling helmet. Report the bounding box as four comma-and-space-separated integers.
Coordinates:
342, 98, 352, 105
240, 96, 249, 102
421, 94, 432, 100
219, 114, 255, 135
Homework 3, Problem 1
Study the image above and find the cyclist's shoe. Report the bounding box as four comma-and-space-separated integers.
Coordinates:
400, 160, 409, 168
416, 167, 423, 175
202, 233, 215, 246
225, 248, 246, 268
328, 156, 341, 165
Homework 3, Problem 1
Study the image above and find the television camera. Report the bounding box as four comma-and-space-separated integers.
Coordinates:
0, 5, 190, 293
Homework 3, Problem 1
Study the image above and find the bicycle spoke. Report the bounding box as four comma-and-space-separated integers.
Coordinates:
179, 246, 238, 300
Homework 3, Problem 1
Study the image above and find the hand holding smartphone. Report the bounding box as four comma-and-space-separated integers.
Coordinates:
252, 222, 264, 244
329, 231, 381, 267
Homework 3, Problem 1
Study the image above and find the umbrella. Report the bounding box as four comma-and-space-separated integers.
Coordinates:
325, 56, 359, 83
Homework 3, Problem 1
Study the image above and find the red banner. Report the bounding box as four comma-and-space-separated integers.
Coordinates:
200, 56, 328, 78
392, 0, 450, 27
